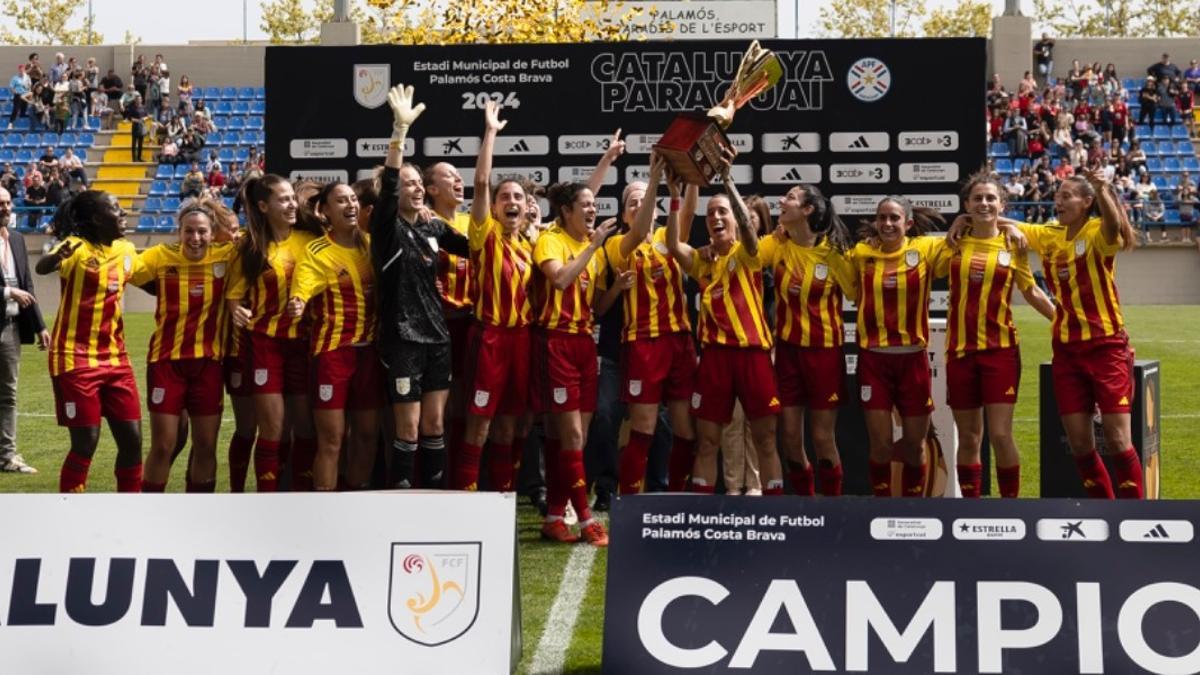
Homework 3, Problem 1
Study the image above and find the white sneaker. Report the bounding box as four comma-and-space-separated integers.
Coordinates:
0, 454, 37, 474
744, 488, 763, 496
563, 501, 579, 526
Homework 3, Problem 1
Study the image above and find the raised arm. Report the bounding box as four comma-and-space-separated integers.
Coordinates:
472, 100, 505, 228
722, 169, 759, 256
35, 239, 78, 275
665, 193, 695, 271
384, 84, 424, 171
1084, 168, 1135, 251
679, 180, 699, 243
621, 152, 664, 259
587, 128, 625, 197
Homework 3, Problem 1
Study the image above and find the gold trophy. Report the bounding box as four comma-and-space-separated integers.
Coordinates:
654, 41, 784, 186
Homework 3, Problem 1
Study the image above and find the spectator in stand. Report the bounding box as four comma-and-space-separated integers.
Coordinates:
151, 54, 168, 77
7, 64, 30, 130
1002, 109, 1027, 156
131, 54, 147, 99
60, 148, 86, 188
1185, 59, 1200, 96
180, 161, 205, 198
118, 82, 137, 115
21, 162, 40, 189
1051, 113, 1073, 155
1087, 138, 1105, 167
146, 73, 162, 119
158, 69, 170, 105
1175, 76, 1194, 135
1162, 77, 1181, 125
1055, 156, 1076, 181
1148, 53, 1182, 86
51, 94, 68, 134
207, 164, 225, 192
192, 110, 214, 135
1033, 34, 1055, 84
44, 169, 66, 208
1098, 100, 1116, 145
1028, 127, 1046, 159
987, 73, 1009, 109
193, 99, 210, 121
1179, 178, 1197, 243
1019, 70, 1038, 96
1143, 187, 1166, 242
84, 57, 99, 95
1068, 139, 1088, 169
25, 53, 42, 89
180, 129, 205, 163
1112, 95, 1131, 144
123, 94, 148, 163
1004, 172, 1025, 200
49, 53, 67, 85
223, 161, 242, 197
29, 80, 51, 131
204, 149, 221, 175
1127, 140, 1148, 174
1138, 76, 1159, 130
68, 70, 86, 130
0, 164, 16, 196
177, 75, 193, 112
247, 146, 263, 170
1102, 64, 1122, 97
158, 136, 180, 165
100, 68, 122, 107
1066, 59, 1086, 96
1131, 170, 1155, 224
37, 146, 58, 176
21, 172, 46, 230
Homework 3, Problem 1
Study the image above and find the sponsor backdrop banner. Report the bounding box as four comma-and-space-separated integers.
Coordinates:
603, 495, 1200, 674
265, 39, 984, 222
0, 493, 518, 674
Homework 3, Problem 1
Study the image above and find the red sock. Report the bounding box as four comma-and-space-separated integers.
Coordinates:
59, 451, 92, 493
957, 463, 983, 498
290, 437, 316, 492
689, 480, 715, 494
254, 438, 281, 493
228, 433, 254, 493
488, 443, 514, 492
544, 438, 567, 518
997, 464, 1021, 498
115, 464, 143, 493
788, 463, 814, 496
901, 463, 925, 497
1113, 447, 1144, 499
618, 430, 653, 495
561, 448, 592, 522
454, 441, 483, 491
186, 479, 216, 493
817, 462, 843, 496
667, 435, 695, 492
1073, 449, 1115, 499
868, 460, 892, 497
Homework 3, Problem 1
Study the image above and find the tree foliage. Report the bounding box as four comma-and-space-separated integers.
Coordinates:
0, 0, 103, 45
923, 0, 993, 38
818, 0, 927, 38
1030, 0, 1200, 37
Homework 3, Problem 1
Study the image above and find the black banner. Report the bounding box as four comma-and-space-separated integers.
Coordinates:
264, 39, 984, 219
603, 495, 1200, 673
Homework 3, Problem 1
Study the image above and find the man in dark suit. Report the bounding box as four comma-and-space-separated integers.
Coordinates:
0, 187, 49, 474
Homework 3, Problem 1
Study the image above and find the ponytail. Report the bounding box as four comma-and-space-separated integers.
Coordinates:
798, 184, 851, 252
237, 173, 289, 283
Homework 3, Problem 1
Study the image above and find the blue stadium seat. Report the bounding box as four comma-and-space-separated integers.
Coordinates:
227, 117, 244, 130
989, 142, 1010, 157
994, 158, 1013, 174
230, 101, 249, 115
1146, 158, 1163, 172
1123, 78, 1137, 90
0, 135, 18, 148
163, 197, 181, 212
58, 132, 77, 147
14, 149, 32, 162
245, 117, 263, 130
1172, 126, 1190, 139
1142, 141, 1159, 155
1135, 125, 1152, 138
137, 215, 157, 232
1175, 141, 1194, 155
10, 118, 28, 130
218, 147, 234, 162
21, 134, 41, 148
1013, 158, 1030, 173
1164, 209, 1180, 223
223, 196, 234, 209
1185, 157, 1200, 172
253, 87, 265, 99
144, 197, 162, 212
1153, 126, 1171, 139
208, 131, 223, 145
0, 149, 12, 162
1164, 158, 1182, 172
1152, 176, 1169, 190
204, 87, 221, 100
37, 215, 52, 231
235, 147, 249, 161
250, 100, 265, 114
40, 132, 58, 146
212, 100, 231, 114
157, 216, 175, 232
78, 132, 94, 146
174, 165, 190, 178
156, 165, 173, 179
149, 180, 169, 196
238, 87, 255, 100
221, 87, 237, 100
0, 87, 9, 98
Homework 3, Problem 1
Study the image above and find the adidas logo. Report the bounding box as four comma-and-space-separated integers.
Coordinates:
509, 139, 530, 153
1120, 480, 1138, 488
1144, 523, 1170, 539
828, 393, 839, 402
849, 135, 871, 149
781, 167, 806, 181
259, 471, 276, 481
1118, 396, 1129, 405
1005, 386, 1016, 395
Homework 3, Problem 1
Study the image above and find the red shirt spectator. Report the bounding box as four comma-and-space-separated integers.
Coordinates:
208, 168, 225, 189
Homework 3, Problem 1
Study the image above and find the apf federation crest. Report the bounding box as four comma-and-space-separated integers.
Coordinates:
354, 64, 390, 109
388, 542, 481, 646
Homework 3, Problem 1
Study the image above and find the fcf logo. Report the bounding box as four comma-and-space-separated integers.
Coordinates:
388, 542, 481, 646
354, 64, 389, 109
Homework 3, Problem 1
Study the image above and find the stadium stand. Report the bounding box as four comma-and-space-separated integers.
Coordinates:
986, 58, 1200, 245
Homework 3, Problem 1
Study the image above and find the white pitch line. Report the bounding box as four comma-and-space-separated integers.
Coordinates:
529, 542, 600, 675
1015, 413, 1200, 423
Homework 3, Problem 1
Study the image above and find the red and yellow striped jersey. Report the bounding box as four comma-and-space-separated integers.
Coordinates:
225, 230, 318, 340
291, 234, 375, 355
438, 211, 472, 312
49, 237, 143, 376
851, 236, 947, 349
532, 227, 607, 335
757, 235, 854, 348
1020, 217, 1124, 344
605, 228, 691, 342
936, 234, 1035, 358
471, 214, 533, 328
131, 242, 235, 363
688, 242, 771, 349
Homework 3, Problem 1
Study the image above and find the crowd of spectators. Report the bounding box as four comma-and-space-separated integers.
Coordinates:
990, 45, 1200, 243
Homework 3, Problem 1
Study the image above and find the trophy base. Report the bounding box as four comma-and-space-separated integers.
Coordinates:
652, 114, 733, 187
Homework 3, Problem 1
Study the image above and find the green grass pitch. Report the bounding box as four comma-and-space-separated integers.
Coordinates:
1, 306, 1196, 673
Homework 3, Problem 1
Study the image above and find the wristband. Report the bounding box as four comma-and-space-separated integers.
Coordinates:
669, 198, 681, 212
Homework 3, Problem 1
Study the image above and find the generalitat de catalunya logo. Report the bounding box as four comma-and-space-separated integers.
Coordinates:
387, 542, 481, 646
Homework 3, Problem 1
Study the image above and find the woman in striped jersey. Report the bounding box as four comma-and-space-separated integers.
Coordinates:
225, 174, 323, 491
609, 154, 698, 495
37, 191, 144, 492
287, 182, 381, 491
1006, 171, 1140, 498
848, 197, 947, 497
532, 180, 618, 546
134, 200, 235, 492
666, 166, 784, 495
762, 184, 856, 496
941, 173, 1055, 498
452, 101, 535, 494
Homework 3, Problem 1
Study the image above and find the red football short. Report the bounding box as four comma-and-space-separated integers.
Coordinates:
311, 344, 385, 410
856, 348, 934, 417
946, 346, 1021, 409
147, 358, 225, 416
775, 342, 846, 410
691, 345, 780, 424
465, 323, 530, 418
247, 332, 309, 396
531, 329, 598, 414
619, 332, 697, 405
52, 365, 142, 427
1051, 333, 1135, 415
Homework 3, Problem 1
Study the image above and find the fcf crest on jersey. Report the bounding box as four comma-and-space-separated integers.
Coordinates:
860, 385, 872, 402
905, 250, 919, 268
814, 263, 829, 280
354, 64, 389, 109
388, 542, 480, 646
318, 384, 333, 402
213, 262, 226, 278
